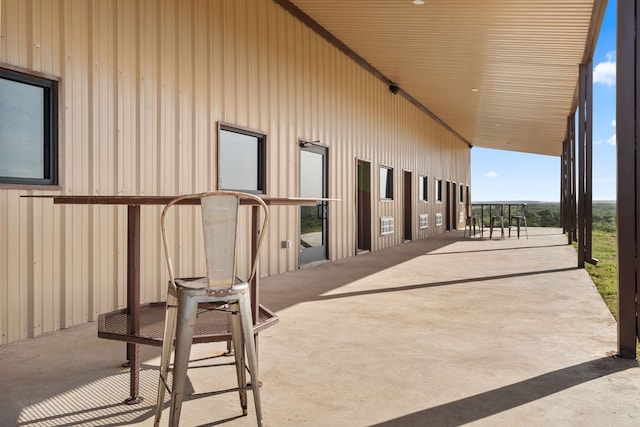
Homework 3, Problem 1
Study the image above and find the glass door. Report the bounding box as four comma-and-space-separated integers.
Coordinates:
299, 144, 328, 265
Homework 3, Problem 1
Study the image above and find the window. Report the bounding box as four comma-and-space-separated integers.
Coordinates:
218, 124, 266, 193
380, 165, 393, 200
0, 64, 58, 186
435, 178, 443, 203
459, 183, 464, 203
419, 175, 428, 202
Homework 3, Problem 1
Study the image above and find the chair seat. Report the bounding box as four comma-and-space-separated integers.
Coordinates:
98, 301, 278, 346
174, 276, 244, 291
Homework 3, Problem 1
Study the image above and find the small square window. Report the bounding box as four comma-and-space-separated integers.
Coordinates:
419, 175, 428, 202
218, 124, 266, 193
0, 64, 58, 186
435, 178, 443, 203
459, 183, 464, 203
380, 165, 393, 200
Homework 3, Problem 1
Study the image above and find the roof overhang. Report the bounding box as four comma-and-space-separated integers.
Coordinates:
277, 0, 608, 157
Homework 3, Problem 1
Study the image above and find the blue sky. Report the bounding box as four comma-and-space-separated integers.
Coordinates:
471, 0, 617, 202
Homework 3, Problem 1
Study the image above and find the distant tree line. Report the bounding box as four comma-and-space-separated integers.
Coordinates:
475, 202, 616, 232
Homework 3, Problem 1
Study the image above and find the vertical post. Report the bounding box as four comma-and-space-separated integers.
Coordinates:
616, 0, 638, 358
585, 59, 594, 262
560, 140, 566, 235
250, 204, 260, 354
125, 205, 142, 404
578, 64, 587, 268
578, 62, 596, 267
569, 114, 577, 243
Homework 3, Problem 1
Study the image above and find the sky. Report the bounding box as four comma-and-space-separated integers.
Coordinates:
471, 0, 617, 202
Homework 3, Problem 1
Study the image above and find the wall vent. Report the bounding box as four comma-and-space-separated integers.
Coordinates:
419, 214, 429, 229
435, 213, 443, 226
380, 216, 395, 235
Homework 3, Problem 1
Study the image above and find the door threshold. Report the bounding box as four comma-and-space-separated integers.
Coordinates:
299, 259, 330, 269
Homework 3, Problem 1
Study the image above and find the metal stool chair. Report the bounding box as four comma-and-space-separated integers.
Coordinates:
489, 204, 505, 240
509, 203, 528, 239
155, 191, 269, 426
464, 203, 480, 238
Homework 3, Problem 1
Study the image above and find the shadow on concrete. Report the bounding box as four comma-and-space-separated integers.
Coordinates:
12, 364, 160, 426
313, 266, 578, 302
260, 233, 461, 312
426, 243, 570, 256
371, 356, 638, 427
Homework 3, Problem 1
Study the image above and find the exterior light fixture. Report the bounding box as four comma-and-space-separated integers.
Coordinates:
412, 0, 425, 5
471, 88, 480, 92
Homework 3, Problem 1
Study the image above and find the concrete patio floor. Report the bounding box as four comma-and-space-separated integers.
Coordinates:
2, 227, 640, 426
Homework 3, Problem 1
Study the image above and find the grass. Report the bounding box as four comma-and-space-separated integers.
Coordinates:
584, 230, 618, 319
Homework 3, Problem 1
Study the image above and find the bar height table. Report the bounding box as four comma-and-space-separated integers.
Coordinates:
23, 195, 331, 404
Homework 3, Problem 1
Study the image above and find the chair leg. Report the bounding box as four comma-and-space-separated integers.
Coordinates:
238, 292, 263, 425
489, 218, 494, 239
524, 217, 528, 239
168, 293, 198, 427
230, 306, 248, 415
155, 288, 179, 426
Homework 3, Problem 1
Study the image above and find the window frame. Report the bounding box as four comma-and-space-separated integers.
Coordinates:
435, 177, 443, 203
217, 123, 267, 194
0, 63, 59, 188
419, 174, 428, 202
379, 164, 394, 201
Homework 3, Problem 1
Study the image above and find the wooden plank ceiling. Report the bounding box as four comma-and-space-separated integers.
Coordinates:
285, 0, 607, 156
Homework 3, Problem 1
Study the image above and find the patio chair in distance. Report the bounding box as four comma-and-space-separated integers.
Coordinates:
463, 203, 480, 238
509, 203, 528, 239
155, 191, 269, 427
489, 204, 505, 240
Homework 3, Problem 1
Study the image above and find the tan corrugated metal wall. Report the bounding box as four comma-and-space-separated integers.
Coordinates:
0, 0, 470, 345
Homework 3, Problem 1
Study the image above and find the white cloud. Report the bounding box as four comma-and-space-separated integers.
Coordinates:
611, 119, 616, 128
606, 133, 616, 146
484, 170, 497, 179
593, 51, 616, 86
594, 139, 603, 145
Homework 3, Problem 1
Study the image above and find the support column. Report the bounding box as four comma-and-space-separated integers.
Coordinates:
568, 115, 577, 244
561, 122, 577, 246
616, 0, 638, 358
577, 62, 597, 267
561, 139, 566, 235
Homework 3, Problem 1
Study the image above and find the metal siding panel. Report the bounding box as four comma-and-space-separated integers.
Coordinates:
4, 0, 27, 66
159, 0, 177, 196
193, 0, 209, 193
0, 0, 473, 344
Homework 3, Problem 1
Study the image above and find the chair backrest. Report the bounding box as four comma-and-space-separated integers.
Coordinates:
161, 191, 269, 289
491, 204, 504, 217
511, 203, 527, 217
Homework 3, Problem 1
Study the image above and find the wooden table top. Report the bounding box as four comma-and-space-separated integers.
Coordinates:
22, 194, 339, 206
